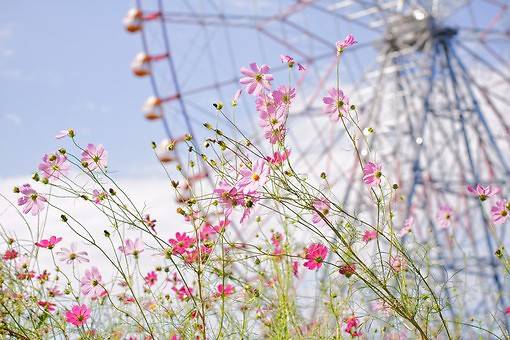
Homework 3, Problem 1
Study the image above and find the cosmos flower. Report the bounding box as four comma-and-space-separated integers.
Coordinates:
81, 144, 108, 170
323, 88, 350, 120
437, 204, 454, 229
265, 149, 291, 166
65, 304, 91, 327
56, 243, 89, 264
362, 162, 383, 186
336, 34, 358, 55
399, 217, 414, 237
169, 232, 195, 255
238, 159, 270, 193
344, 315, 362, 337
80, 266, 107, 299
232, 89, 242, 107
390, 255, 407, 272
214, 180, 245, 218
311, 198, 331, 225
17, 184, 47, 216
118, 238, 144, 258
467, 184, 499, 201
339, 263, 356, 278
35, 236, 62, 250
239, 63, 273, 95
303, 243, 328, 270
38, 153, 70, 180
280, 54, 306, 71
55, 128, 74, 139
362, 230, 377, 242
145, 271, 158, 286
491, 200, 509, 225
215, 283, 235, 297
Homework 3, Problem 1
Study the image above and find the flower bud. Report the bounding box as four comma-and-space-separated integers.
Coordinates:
61, 215, 68, 222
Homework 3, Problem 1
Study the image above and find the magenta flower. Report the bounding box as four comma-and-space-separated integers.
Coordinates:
238, 159, 270, 193
323, 88, 350, 120
37, 300, 56, 313
173, 285, 193, 301
390, 255, 407, 272
280, 54, 306, 71
199, 224, 217, 241
344, 315, 362, 337
35, 236, 62, 250
17, 184, 47, 216
65, 304, 91, 327
169, 232, 195, 255
81, 143, 108, 170
216, 283, 235, 297
336, 34, 357, 55
80, 266, 107, 299
38, 153, 70, 180
232, 89, 242, 107
491, 200, 509, 225
145, 271, 158, 286
118, 238, 144, 258
265, 149, 291, 166
399, 217, 414, 237
214, 180, 245, 218
437, 204, 454, 229
239, 63, 273, 95
3, 249, 18, 260
303, 243, 328, 270
467, 184, 499, 201
362, 230, 377, 242
56, 242, 89, 264
311, 198, 331, 225
363, 162, 383, 186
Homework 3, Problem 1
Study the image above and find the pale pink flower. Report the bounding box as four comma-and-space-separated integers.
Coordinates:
467, 184, 499, 201
344, 315, 362, 337
37, 301, 56, 313
323, 88, 350, 120
390, 255, 407, 272
362, 162, 383, 186
272, 85, 296, 115
92, 189, 108, 204
55, 128, 74, 139
265, 149, 291, 166
145, 271, 157, 286
362, 230, 377, 242
80, 266, 107, 299
17, 184, 47, 216
259, 101, 286, 131
280, 54, 306, 71
399, 217, 414, 237
239, 63, 273, 95
38, 153, 70, 180
238, 159, 270, 193
264, 125, 286, 145
336, 34, 358, 55
311, 198, 331, 225
437, 204, 454, 229
81, 144, 108, 170
35, 236, 62, 250
56, 242, 89, 264
169, 232, 195, 255
215, 283, 235, 297
303, 243, 328, 270
118, 238, 144, 258
240, 190, 260, 224
214, 180, 245, 217
491, 200, 509, 225
232, 89, 242, 107
65, 304, 91, 327
15, 255, 30, 272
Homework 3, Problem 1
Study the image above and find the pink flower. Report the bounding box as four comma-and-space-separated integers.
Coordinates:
35, 236, 62, 250
56, 243, 89, 264
467, 184, 499, 201
390, 255, 407, 272
238, 159, 270, 193
491, 200, 509, 225
80, 266, 107, 299
3, 249, 18, 260
38, 300, 56, 313
214, 181, 245, 218
265, 149, 291, 166
362, 230, 377, 242
239, 63, 273, 95
437, 204, 454, 229
272, 85, 296, 115
264, 125, 287, 145
92, 189, 108, 204
336, 34, 357, 55
240, 190, 260, 224
216, 283, 235, 297
81, 144, 108, 170
169, 232, 195, 255
303, 243, 328, 270
311, 198, 331, 225
38, 153, 70, 180
362, 162, 383, 186
323, 88, 350, 120
199, 224, 217, 241
339, 263, 356, 278
173, 285, 193, 301
505, 306, 510, 315
232, 89, 242, 107
213, 219, 230, 233
17, 184, 47, 216
399, 217, 414, 237
145, 271, 158, 286
55, 128, 74, 139
280, 54, 306, 71
65, 304, 91, 327
118, 238, 144, 258
344, 315, 362, 337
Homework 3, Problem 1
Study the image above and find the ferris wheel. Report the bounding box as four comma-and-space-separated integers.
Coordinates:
124, 0, 510, 333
